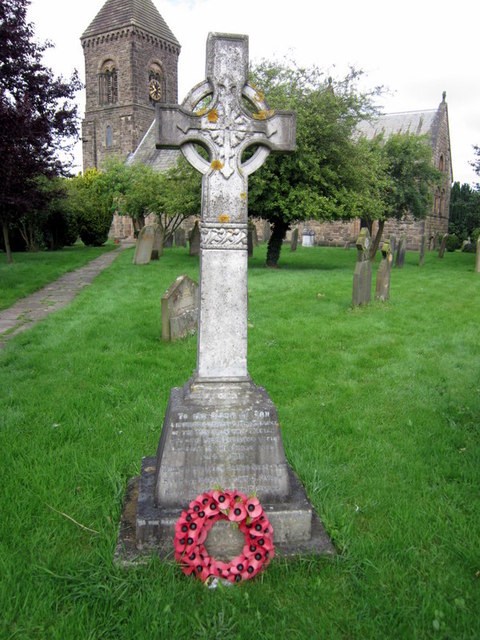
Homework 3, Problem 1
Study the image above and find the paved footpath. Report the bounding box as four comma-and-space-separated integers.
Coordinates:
0, 246, 129, 349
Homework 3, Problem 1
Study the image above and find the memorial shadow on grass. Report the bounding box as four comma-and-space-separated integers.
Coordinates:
0, 246, 479, 639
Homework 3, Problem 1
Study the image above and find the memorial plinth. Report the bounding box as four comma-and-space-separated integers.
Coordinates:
116, 33, 334, 564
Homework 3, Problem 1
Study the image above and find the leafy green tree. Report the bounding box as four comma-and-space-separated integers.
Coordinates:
248, 60, 383, 266
67, 169, 112, 247
114, 157, 201, 248
448, 182, 480, 241
0, 0, 81, 262
361, 133, 442, 258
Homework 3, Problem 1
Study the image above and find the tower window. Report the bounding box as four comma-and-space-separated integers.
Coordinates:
106, 125, 112, 148
439, 154, 445, 172
99, 61, 118, 105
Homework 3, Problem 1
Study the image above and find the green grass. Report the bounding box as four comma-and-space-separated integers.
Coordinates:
0, 243, 116, 311
0, 245, 479, 639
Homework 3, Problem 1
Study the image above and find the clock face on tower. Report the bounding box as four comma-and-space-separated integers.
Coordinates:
149, 78, 163, 102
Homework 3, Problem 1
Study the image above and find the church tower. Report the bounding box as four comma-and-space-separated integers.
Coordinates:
81, 0, 180, 171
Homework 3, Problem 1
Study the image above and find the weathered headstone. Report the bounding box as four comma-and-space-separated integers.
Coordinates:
174, 228, 187, 247
395, 235, 406, 268
163, 234, 173, 249
133, 225, 155, 265
162, 275, 199, 341
438, 233, 448, 258
118, 33, 333, 561
375, 239, 393, 301
189, 221, 200, 256
302, 228, 315, 247
389, 234, 397, 264
419, 233, 427, 267
352, 228, 372, 306
247, 227, 254, 257
290, 228, 299, 252
476, 237, 480, 273
151, 225, 163, 261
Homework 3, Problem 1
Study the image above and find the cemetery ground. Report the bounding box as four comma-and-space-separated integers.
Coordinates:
0, 245, 479, 639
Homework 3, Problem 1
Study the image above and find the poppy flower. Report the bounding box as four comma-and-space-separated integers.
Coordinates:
212, 490, 229, 509
204, 499, 219, 517
231, 491, 248, 503
174, 518, 190, 535
228, 501, 247, 522
245, 497, 262, 519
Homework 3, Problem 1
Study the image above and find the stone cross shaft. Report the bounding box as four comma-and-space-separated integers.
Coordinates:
156, 33, 296, 381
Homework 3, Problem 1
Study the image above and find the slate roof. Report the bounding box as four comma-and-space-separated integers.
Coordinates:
126, 120, 181, 171
81, 0, 180, 46
357, 109, 438, 140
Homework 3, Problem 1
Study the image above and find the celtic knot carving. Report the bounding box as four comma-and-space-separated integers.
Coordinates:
201, 227, 248, 250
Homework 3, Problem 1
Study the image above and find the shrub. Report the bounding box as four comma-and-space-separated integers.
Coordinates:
67, 170, 112, 247
446, 234, 461, 252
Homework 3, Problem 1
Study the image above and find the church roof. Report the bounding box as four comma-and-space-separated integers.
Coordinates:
357, 109, 438, 139
126, 120, 182, 171
81, 0, 180, 46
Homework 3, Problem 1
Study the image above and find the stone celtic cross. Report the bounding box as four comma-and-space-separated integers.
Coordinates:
156, 33, 296, 382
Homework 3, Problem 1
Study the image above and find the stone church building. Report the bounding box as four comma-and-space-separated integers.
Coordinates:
81, 0, 452, 248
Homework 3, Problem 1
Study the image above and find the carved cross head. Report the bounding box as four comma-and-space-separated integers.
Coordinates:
156, 33, 296, 181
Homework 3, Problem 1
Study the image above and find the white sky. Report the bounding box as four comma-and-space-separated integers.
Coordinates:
27, 0, 480, 185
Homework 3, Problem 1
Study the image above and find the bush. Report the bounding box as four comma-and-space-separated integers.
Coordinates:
446, 234, 461, 252
67, 170, 112, 247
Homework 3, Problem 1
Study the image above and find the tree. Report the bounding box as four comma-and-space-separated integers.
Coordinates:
361, 132, 442, 259
448, 182, 480, 242
472, 145, 480, 182
112, 157, 201, 248
248, 60, 383, 266
0, 0, 81, 262
67, 169, 112, 247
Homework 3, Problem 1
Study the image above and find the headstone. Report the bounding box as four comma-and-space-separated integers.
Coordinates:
189, 221, 200, 256
263, 221, 271, 243
375, 239, 392, 301
133, 225, 155, 265
476, 237, 480, 273
302, 228, 315, 247
290, 228, 299, 252
438, 233, 448, 258
247, 229, 254, 257
395, 235, 406, 268
389, 234, 396, 264
151, 225, 163, 261
174, 228, 187, 247
352, 228, 372, 306
118, 33, 333, 562
163, 234, 173, 249
162, 275, 199, 341
419, 233, 427, 267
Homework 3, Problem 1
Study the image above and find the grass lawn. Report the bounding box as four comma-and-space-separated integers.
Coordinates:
0, 243, 116, 311
0, 245, 479, 639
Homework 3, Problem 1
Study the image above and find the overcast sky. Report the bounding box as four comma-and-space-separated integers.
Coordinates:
27, 0, 479, 185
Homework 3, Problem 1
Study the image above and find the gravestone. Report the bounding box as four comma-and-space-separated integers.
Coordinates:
395, 235, 406, 268
375, 239, 392, 301
117, 33, 333, 562
247, 228, 254, 257
163, 234, 173, 249
438, 233, 448, 258
476, 237, 480, 273
151, 225, 163, 261
133, 225, 155, 265
189, 221, 200, 256
419, 233, 427, 267
352, 228, 372, 306
162, 275, 199, 341
302, 228, 315, 247
389, 234, 396, 264
174, 228, 187, 247
290, 228, 299, 252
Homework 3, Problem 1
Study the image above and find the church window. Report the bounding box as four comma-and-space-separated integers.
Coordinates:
106, 125, 112, 148
99, 61, 118, 105
439, 154, 445, 172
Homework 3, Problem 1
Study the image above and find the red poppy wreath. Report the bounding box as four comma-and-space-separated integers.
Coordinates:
174, 489, 275, 583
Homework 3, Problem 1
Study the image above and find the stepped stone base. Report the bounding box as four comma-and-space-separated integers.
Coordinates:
115, 378, 334, 565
